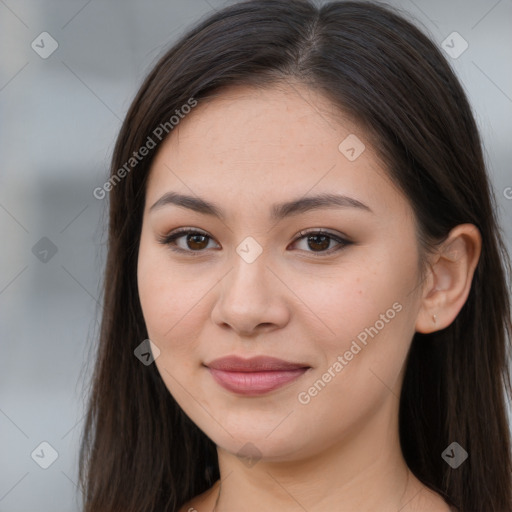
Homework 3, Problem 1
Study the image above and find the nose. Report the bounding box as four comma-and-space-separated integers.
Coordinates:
210, 250, 291, 337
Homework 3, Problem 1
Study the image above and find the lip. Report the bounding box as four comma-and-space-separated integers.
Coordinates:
205, 356, 310, 395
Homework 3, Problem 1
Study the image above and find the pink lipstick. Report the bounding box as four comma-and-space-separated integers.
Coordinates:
205, 355, 310, 395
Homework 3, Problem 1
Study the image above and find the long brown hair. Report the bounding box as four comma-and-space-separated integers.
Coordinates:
79, 1, 512, 510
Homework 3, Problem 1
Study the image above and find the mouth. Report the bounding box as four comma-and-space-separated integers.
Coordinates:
204, 355, 311, 396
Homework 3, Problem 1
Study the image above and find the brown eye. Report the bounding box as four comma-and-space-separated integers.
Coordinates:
290, 230, 351, 256
158, 228, 220, 254
306, 234, 331, 251
186, 233, 210, 250
158, 228, 350, 257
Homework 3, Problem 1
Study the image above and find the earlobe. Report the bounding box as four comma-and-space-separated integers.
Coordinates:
415, 224, 481, 334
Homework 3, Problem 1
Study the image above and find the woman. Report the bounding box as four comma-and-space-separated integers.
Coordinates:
79, 1, 512, 511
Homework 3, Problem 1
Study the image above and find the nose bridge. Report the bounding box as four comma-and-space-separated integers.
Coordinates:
225, 231, 268, 286
211, 239, 289, 333
224, 242, 272, 306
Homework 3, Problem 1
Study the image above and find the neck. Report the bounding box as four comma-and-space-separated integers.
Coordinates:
213, 397, 426, 511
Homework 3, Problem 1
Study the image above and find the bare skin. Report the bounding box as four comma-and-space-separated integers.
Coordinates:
179, 477, 457, 512
137, 82, 479, 512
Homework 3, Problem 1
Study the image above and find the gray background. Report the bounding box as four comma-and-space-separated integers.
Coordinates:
1, 1, 511, 511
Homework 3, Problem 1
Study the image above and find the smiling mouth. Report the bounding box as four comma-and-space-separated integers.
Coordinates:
204, 355, 311, 395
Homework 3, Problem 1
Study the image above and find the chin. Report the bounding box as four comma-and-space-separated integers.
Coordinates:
206, 422, 310, 462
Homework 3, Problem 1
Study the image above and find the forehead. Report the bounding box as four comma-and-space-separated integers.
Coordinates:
144, 83, 405, 221
164, 83, 355, 159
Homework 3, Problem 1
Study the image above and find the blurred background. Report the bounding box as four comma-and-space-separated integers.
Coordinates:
0, 0, 511, 510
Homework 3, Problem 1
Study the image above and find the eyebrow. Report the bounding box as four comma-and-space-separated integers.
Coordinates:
149, 191, 372, 220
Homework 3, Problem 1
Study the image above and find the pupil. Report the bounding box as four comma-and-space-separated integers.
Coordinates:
188, 234, 207, 250
309, 235, 329, 251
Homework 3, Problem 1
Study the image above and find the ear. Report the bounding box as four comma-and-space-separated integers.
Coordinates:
415, 224, 482, 334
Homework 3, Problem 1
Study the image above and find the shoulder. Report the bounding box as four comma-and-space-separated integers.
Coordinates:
178, 481, 220, 512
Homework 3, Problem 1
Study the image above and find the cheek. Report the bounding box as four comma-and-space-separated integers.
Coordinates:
292, 267, 415, 443
137, 241, 223, 377
138, 255, 208, 405
291, 248, 420, 416
293, 250, 416, 350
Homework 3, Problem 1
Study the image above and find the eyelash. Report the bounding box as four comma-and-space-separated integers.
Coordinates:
157, 227, 352, 258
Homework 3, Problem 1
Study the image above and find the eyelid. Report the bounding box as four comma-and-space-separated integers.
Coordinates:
157, 227, 219, 256
157, 227, 352, 256
290, 229, 351, 256
294, 228, 349, 241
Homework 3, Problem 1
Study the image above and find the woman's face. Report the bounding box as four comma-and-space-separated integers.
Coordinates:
137, 83, 425, 461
